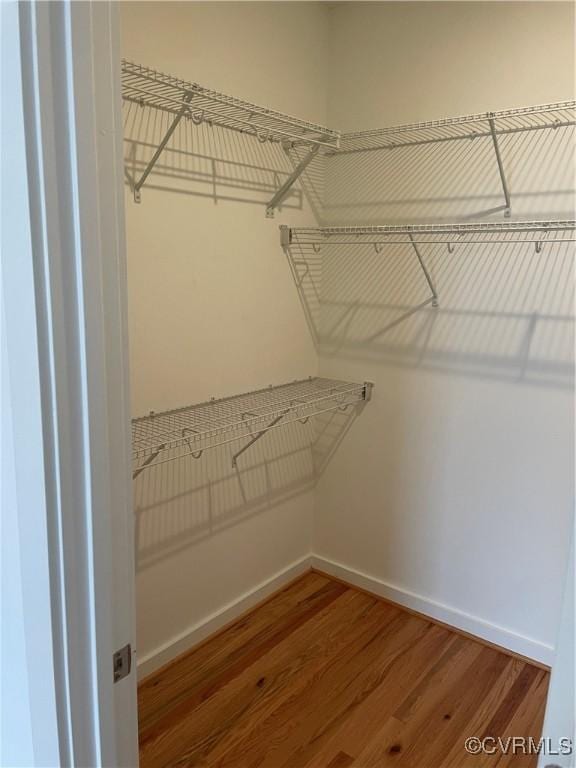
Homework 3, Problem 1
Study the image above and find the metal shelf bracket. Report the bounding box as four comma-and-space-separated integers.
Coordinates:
408, 234, 439, 308
232, 381, 373, 467
133, 91, 193, 203
266, 145, 320, 218
231, 409, 289, 468
132, 444, 165, 479
488, 116, 511, 218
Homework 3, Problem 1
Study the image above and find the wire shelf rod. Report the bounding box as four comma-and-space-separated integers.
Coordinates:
331, 101, 576, 154
133, 398, 366, 474
340, 101, 576, 137
132, 383, 363, 453
131, 378, 371, 473
122, 60, 340, 148
123, 84, 335, 149
132, 386, 363, 449
289, 220, 576, 234
282, 220, 576, 242
287, 238, 576, 246
122, 63, 337, 137
331, 118, 576, 154
133, 378, 361, 442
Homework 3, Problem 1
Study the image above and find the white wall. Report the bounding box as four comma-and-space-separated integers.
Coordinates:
120, 2, 328, 673
122, 1, 574, 672
314, 1, 574, 663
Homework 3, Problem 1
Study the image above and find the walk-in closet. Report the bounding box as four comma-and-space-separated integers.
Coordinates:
119, 3, 574, 765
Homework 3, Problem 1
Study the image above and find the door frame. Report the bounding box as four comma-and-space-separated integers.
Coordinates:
8, 1, 138, 764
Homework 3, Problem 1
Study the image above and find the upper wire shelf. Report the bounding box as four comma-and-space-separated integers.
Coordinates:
121, 60, 339, 149
121, 60, 574, 217
331, 101, 576, 154
122, 58, 575, 221
132, 377, 372, 477
122, 59, 338, 210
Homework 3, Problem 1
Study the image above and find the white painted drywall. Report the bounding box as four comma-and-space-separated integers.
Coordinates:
122, 1, 574, 671
120, 2, 327, 671
314, 1, 574, 662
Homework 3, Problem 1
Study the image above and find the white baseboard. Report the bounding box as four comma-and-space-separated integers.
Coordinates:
137, 555, 312, 680
137, 553, 554, 679
311, 555, 555, 667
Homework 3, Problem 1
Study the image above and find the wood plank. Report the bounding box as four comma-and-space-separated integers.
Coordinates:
398, 647, 513, 767
140, 575, 341, 738
138, 572, 550, 768
439, 657, 526, 768
302, 623, 457, 768
211, 611, 433, 768
490, 670, 549, 768
345, 640, 491, 768
182, 593, 397, 768
140, 589, 394, 767
325, 752, 354, 768
139, 571, 330, 732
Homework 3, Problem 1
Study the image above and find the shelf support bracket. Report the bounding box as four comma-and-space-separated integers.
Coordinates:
231, 409, 290, 468
133, 92, 193, 202
488, 116, 511, 217
132, 443, 166, 479
408, 234, 439, 308
266, 145, 320, 218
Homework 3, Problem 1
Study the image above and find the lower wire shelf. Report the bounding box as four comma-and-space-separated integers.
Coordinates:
132, 377, 373, 478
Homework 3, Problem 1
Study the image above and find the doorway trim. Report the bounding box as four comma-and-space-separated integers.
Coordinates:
11, 2, 138, 764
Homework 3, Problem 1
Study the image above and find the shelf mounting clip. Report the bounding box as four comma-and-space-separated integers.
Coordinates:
266, 144, 320, 218
133, 91, 194, 203
488, 115, 511, 218
362, 381, 374, 402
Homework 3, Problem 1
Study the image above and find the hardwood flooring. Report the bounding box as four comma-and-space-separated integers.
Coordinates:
138, 572, 549, 768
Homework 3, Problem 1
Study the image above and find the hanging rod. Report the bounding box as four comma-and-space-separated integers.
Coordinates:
281, 220, 576, 247
131, 377, 373, 476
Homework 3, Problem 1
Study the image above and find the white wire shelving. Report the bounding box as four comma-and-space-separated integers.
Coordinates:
281, 220, 576, 246
122, 60, 339, 148
280, 220, 576, 310
121, 58, 575, 218
121, 59, 339, 210
329, 102, 576, 218
332, 101, 576, 153
132, 377, 373, 477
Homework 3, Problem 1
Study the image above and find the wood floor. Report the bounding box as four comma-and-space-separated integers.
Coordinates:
138, 572, 549, 768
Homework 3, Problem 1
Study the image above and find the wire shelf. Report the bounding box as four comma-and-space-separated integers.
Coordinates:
121, 61, 573, 216
282, 220, 576, 247
132, 377, 371, 475
121, 60, 340, 149
332, 101, 576, 154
